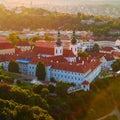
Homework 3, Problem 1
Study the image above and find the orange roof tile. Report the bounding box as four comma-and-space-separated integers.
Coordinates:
34, 41, 55, 48
0, 36, 10, 43
82, 80, 89, 85
63, 49, 75, 57
0, 43, 14, 50
103, 54, 114, 61
52, 62, 90, 73
33, 46, 54, 55
17, 42, 30, 46
101, 46, 115, 51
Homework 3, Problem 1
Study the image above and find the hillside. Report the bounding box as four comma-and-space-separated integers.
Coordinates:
1, 69, 120, 120
2, 0, 120, 17
0, 5, 120, 38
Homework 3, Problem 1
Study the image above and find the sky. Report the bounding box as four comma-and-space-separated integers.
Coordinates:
1, 0, 120, 6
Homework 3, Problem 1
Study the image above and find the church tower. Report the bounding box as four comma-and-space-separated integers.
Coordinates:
69, 30, 78, 55
54, 30, 63, 56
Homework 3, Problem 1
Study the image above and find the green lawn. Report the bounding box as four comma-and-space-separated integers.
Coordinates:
4, 71, 22, 79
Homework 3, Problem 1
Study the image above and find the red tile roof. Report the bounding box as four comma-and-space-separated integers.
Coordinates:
17, 42, 30, 46
77, 57, 101, 71
33, 46, 54, 55
87, 52, 103, 58
47, 56, 67, 63
52, 62, 90, 73
0, 54, 19, 61
101, 46, 115, 51
87, 52, 114, 61
29, 55, 67, 67
0, 36, 10, 43
113, 52, 120, 57
34, 41, 71, 48
17, 51, 37, 58
34, 41, 55, 48
15, 47, 21, 54
29, 57, 53, 66
82, 80, 89, 85
103, 54, 114, 61
63, 49, 75, 57
0, 43, 14, 50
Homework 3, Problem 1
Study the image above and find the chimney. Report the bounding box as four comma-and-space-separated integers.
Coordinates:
56, 61, 59, 63
82, 61, 84, 65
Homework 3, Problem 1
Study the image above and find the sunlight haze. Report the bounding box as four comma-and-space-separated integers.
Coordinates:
1, 0, 119, 7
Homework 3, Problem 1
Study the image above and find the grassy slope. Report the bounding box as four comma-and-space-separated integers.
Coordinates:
85, 76, 120, 120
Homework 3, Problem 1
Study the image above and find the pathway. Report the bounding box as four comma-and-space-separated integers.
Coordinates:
97, 108, 120, 120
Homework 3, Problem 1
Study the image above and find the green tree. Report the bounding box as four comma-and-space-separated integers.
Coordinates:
111, 59, 120, 72
32, 84, 46, 94
36, 61, 46, 81
30, 35, 41, 42
41, 88, 49, 98
8, 60, 19, 73
56, 81, 69, 98
93, 43, 100, 52
44, 34, 55, 41
14, 105, 33, 120
0, 63, 4, 70
31, 106, 53, 120
48, 84, 55, 93
50, 77, 56, 83
7, 33, 20, 45
77, 52, 89, 57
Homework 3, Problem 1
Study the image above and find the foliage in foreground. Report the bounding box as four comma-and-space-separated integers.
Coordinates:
0, 98, 53, 120
1, 69, 120, 120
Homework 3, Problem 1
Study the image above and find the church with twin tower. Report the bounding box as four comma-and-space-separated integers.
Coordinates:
54, 30, 78, 56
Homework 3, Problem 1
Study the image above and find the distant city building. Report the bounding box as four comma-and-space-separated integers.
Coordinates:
115, 39, 120, 47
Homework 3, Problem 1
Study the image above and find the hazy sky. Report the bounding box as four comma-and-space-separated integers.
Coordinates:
1, 0, 119, 6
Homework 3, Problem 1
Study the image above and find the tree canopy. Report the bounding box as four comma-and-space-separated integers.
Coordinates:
78, 52, 89, 57
36, 61, 46, 81
7, 33, 20, 45
111, 58, 120, 72
8, 60, 19, 73
92, 43, 100, 52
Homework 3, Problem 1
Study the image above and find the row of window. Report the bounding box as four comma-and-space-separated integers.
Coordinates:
56, 49, 62, 54
52, 69, 82, 76
53, 74, 81, 80
28, 72, 35, 75
29, 66, 35, 69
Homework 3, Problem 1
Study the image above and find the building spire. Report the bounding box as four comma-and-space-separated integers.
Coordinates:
56, 30, 62, 46
71, 30, 77, 45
